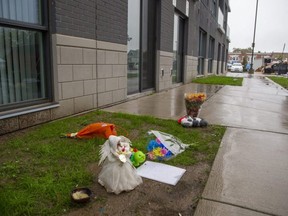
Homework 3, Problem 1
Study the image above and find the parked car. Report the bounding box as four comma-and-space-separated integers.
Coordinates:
264, 62, 288, 74
230, 63, 243, 72
227, 63, 232, 71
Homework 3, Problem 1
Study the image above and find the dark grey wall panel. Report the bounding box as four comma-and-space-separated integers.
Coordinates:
176, 0, 186, 15
53, 0, 96, 39
96, 0, 127, 45
159, 0, 174, 52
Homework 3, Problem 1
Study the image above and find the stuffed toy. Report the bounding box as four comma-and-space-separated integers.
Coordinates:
178, 115, 208, 127
98, 135, 142, 194
130, 149, 146, 167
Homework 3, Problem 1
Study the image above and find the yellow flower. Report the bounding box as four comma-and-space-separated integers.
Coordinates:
184, 93, 206, 102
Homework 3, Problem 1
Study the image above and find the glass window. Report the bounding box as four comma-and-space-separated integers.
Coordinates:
172, 14, 184, 83
0, 0, 42, 24
0, 0, 48, 110
208, 36, 215, 73
127, 0, 156, 94
198, 29, 207, 75
127, 0, 140, 94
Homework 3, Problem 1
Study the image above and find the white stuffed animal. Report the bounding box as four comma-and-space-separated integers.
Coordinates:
98, 135, 142, 194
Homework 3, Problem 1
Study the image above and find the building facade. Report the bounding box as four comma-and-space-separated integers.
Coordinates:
0, 0, 230, 134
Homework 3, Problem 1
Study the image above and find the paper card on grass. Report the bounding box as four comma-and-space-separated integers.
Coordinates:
136, 161, 186, 185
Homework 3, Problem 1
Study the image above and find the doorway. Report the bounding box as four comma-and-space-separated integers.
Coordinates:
127, 0, 156, 95
172, 14, 184, 84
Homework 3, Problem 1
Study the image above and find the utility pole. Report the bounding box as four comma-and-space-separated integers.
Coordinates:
281, 43, 286, 61
250, 0, 259, 74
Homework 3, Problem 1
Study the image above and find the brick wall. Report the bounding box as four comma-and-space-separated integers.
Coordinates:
53, 0, 96, 39
51, 34, 127, 120
176, 0, 187, 15
53, 0, 128, 45
96, 0, 127, 45
159, 1, 174, 52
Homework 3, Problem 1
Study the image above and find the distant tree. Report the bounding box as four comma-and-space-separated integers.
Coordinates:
276, 55, 283, 61
232, 48, 241, 53
232, 47, 253, 54
242, 55, 248, 71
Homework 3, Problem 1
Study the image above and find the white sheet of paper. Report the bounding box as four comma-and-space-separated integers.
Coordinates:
136, 161, 186, 185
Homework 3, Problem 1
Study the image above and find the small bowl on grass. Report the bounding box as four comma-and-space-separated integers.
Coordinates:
71, 187, 92, 204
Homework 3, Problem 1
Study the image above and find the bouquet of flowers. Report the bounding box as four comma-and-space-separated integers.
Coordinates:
184, 93, 206, 117
146, 139, 173, 161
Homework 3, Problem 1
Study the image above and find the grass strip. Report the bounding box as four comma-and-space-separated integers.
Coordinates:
192, 75, 243, 86
0, 110, 225, 215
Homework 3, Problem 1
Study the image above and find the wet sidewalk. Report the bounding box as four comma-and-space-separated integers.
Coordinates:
194, 74, 288, 216
104, 83, 222, 120
103, 73, 288, 216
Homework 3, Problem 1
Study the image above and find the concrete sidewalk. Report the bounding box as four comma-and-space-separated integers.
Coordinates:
104, 73, 288, 216
194, 74, 288, 216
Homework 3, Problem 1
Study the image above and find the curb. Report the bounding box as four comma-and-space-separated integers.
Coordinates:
264, 77, 288, 94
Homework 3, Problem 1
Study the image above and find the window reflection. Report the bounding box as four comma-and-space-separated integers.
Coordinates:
172, 14, 184, 83
0, 0, 42, 25
127, 0, 140, 94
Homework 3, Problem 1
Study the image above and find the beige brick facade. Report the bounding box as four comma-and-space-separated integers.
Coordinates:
184, 55, 198, 83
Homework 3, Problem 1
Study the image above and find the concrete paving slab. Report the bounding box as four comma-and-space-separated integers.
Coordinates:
201, 92, 288, 134
201, 128, 288, 216
200, 76, 288, 134
195, 199, 270, 216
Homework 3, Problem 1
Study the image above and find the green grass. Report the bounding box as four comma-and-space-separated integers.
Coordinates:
192, 75, 243, 86
0, 110, 225, 216
268, 76, 288, 89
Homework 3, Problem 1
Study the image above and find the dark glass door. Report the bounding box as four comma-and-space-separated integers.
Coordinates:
127, 0, 155, 95
127, 0, 141, 94
172, 14, 184, 84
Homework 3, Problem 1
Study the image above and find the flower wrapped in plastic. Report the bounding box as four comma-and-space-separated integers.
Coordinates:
184, 93, 206, 117
147, 139, 173, 161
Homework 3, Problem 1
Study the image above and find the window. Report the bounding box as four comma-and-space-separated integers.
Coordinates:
127, 0, 156, 94
198, 29, 207, 75
0, 0, 48, 111
172, 14, 184, 83
208, 36, 215, 73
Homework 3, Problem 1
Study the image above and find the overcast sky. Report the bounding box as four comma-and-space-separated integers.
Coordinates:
228, 0, 288, 52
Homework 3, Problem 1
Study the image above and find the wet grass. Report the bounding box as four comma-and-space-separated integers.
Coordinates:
192, 75, 243, 86
0, 110, 225, 216
268, 76, 288, 89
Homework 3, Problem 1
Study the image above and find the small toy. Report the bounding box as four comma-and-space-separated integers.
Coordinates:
98, 135, 142, 194
130, 149, 146, 167
178, 116, 208, 127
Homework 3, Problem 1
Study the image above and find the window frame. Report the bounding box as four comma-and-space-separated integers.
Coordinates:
0, 0, 51, 112
198, 28, 207, 75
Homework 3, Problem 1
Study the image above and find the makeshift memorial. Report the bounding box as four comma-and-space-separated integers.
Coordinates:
130, 148, 146, 167
178, 115, 208, 127
184, 93, 206, 117
98, 135, 142, 194
62, 122, 117, 139
147, 130, 189, 161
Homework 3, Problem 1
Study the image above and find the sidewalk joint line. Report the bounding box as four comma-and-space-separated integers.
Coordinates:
226, 125, 288, 136
201, 197, 278, 216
